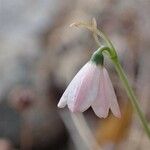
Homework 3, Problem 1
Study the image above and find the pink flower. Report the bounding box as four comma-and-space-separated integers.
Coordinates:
57, 61, 121, 118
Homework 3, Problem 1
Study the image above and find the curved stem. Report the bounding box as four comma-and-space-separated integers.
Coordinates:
90, 21, 150, 138
112, 58, 150, 138
94, 25, 150, 138
70, 19, 150, 138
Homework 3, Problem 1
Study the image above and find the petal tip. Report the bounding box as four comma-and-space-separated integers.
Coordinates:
95, 113, 108, 119
93, 110, 109, 118
57, 101, 66, 108
112, 109, 121, 118
114, 112, 121, 118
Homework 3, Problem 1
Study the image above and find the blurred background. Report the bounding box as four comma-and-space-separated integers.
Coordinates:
0, 0, 150, 149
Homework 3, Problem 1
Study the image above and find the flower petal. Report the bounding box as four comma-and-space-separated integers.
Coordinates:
57, 90, 68, 108
58, 62, 91, 109
70, 62, 100, 112
67, 62, 98, 112
92, 66, 110, 118
103, 67, 121, 118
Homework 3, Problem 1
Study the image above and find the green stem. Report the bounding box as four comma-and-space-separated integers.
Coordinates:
95, 27, 150, 137
112, 58, 150, 138
72, 20, 150, 138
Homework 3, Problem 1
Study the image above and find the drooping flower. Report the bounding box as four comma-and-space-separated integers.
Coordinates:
57, 50, 121, 118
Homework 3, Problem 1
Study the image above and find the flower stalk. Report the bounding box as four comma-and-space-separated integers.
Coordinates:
112, 58, 150, 138
96, 31, 150, 138
70, 19, 150, 138
101, 45, 150, 138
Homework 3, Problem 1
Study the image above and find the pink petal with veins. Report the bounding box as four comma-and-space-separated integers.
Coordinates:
57, 62, 90, 108
92, 67, 121, 118
69, 62, 100, 112
103, 67, 121, 118
58, 62, 98, 112
92, 66, 110, 118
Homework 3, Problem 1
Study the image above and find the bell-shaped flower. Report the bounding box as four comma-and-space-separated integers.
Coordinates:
57, 51, 121, 118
